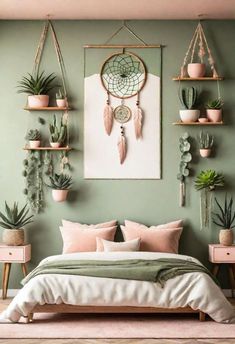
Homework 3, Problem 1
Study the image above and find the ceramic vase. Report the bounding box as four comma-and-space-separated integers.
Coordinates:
29, 140, 41, 148
28, 95, 49, 108
52, 189, 69, 202
206, 109, 222, 123
56, 99, 67, 108
187, 63, 206, 78
179, 109, 200, 123
199, 149, 211, 158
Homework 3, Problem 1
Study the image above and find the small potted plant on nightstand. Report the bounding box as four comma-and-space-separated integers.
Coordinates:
56, 89, 67, 108
212, 195, 235, 246
25, 129, 41, 148
198, 131, 214, 158
0, 202, 33, 246
49, 114, 67, 148
206, 98, 224, 123
46, 173, 72, 202
179, 87, 200, 123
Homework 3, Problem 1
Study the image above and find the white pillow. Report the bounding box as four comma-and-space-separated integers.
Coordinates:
96, 237, 140, 252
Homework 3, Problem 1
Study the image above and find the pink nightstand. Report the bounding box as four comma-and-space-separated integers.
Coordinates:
0, 243, 31, 299
209, 244, 235, 297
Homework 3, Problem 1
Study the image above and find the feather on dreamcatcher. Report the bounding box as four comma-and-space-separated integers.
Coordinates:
100, 51, 147, 164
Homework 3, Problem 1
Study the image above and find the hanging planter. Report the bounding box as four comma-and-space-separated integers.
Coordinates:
45, 173, 72, 202
197, 131, 214, 158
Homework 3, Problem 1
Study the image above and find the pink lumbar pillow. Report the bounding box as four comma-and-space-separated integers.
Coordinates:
62, 219, 117, 229
96, 237, 141, 252
60, 226, 116, 253
121, 220, 183, 254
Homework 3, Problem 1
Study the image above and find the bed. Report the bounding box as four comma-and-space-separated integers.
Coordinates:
1, 251, 235, 324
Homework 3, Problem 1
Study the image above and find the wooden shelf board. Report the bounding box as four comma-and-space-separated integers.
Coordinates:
24, 107, 70, 111
172, 77, 224, 81
173, 121, 224, 126
23, 146, 72, 151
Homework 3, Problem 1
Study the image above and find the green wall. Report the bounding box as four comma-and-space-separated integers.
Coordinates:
0, 20, 234, 289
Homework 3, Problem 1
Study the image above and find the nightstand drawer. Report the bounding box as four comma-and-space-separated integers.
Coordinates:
0, 244, 31, 262
209, 245, 235, 263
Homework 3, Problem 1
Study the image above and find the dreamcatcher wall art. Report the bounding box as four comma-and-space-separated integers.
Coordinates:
84, 23, 162, 179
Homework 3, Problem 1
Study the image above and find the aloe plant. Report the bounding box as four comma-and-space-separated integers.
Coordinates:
46, 173, 72, 190
17, 71, 57, 95
49, 114, 67, 144
194, 170, 225, 191
0, 202, 33, 229
206, 98, 224, 110
198, 131, 214, 149
213, 195, 235, 229
179, 87, 199, 109
25, 129, 41, 141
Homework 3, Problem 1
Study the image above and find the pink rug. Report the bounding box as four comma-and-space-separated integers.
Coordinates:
1, 313, 235, 338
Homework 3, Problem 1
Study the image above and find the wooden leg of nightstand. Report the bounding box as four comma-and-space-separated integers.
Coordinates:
212, 264, 220, 276
228, 265, 235, 298
2, 263, 7, 299
2, 263, 11, 299
21, 263, 27, 277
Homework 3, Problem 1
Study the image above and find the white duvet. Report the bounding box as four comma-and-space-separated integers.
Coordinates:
1, 251, 235, 323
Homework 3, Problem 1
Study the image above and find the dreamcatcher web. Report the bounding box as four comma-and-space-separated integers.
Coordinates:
101, 53, 146, 98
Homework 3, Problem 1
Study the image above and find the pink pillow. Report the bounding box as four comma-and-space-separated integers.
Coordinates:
121, 221, 183, 253
62, 219, 117, 229
124, 219, 183, 229
60, 226, 116, 253
96, 237, 141, 252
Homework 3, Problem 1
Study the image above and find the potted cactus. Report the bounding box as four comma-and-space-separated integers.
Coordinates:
0, 202, 33, 246
206, 98, 224, 123
17, 70, 57, 108
49, 114, 67, 148
198, 131, 214, 158
179, 87, 200, 122
25, 129, 41, 148
46, 173, 72, 202
56, 89, 67, 108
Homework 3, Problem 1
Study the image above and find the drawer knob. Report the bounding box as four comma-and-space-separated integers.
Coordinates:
226, 252, 230, 255
8, 252, 12, 255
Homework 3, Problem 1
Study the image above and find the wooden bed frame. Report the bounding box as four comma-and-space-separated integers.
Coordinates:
25, 304, 206, 323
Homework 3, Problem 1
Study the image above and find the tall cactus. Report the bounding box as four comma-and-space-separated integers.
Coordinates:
49, 114, 67, 144
179, 87, 198, 109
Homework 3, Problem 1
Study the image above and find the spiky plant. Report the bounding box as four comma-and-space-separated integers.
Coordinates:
56, 88, 65, 99
17, 71, 57, 95
212, 195, 235, 229
194, 170, 225, 191
0, 202, 33, 229
46, 173, 72, 190
206, 98, 224, 110
179, 87, 199, 109
198, 131, 214, 149
25, 129, 41, 141
49, 114, 67, 144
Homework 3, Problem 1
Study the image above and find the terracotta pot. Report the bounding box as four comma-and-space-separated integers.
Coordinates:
187, 63, 206, 78
28, 95, 49, 108
52, 189, 69, 202
56, 99, 67, 108
29, 140, 41, 148
179, 109, 200, 123
50, 142, 61, 148
219, 229, 234, 246
2, 229, 24, 246
200, 149, 211, 158
206, 109, 222, 123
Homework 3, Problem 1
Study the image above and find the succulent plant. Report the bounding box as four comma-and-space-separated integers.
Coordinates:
56, 88, 65, 99
212, 195, 235, 229
17, 71, 58, 95
46, 173, 72, 190
198, 131, 214, 149
25, 129, 41, 141
194, 170, 225, 191
49, 114, 67, 144
0, 202, 33, 229
177, 132, 192, 181
179, 87, 199, 110
206, 98, 224, 110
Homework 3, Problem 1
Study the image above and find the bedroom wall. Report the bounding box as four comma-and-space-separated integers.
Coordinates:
0, 20, 234, 289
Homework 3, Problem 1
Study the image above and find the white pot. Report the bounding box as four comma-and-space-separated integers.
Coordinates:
56, 99, 67, 108
28, 95, 49, 108
200, 149, 211, 158
50, 142, 61, 148
52, 189, 69, 202
206, 109, 222, 123
187, 63, 206, 78
29, 140, 41, 148
179, 109, 200, 123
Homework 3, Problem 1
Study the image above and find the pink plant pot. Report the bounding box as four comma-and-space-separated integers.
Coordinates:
187, 63, 206, 78
56, 99, 67, 108
50, 142, 61, 148
200, 149, 211, 158
198, 118, 209, 123
29, 140, 41, 148
206, 109, 222, 122
52, 189, 69, 202
28, 95, 49, 108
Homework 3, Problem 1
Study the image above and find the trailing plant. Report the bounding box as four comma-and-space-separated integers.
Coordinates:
206, 98, 224, 110
17, 71, 57, 95
198, 131, 214, 149
46, 173, 72, 190
179, 87, 199, 109
0, 202, 33, 229
56, 88, 65, 99
49, 114, 67, 144
25, 129, 41, 141
212, 195, 235, 229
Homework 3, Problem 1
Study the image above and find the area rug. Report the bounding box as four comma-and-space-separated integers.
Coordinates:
1, 313, 235, 339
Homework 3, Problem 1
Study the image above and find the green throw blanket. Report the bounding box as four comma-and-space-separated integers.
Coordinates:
21, 258, 219, 287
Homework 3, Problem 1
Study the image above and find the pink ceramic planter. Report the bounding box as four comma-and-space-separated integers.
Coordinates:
187, 63, 206, 78
52, 189, 69, 202
206, 109, 222, 122
50, 142, 61, 148
28, 95, 49, 107
198, 118, 209, 123
29, 140, 41, 148
199, 149, 211, 158
56, 99, 67, 107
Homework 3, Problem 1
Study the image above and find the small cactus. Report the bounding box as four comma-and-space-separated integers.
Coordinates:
49, 114, 67, 144
198, 131, 214, 149
206, 98, 223, 110
179, 87, 199, 109
25, 129, 41, 141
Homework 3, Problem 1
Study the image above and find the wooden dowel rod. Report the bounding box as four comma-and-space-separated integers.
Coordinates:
84, 45, 162, 49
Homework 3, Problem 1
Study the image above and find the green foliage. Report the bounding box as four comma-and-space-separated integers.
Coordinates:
0, 202, 33, 229
206, 98, 224, 109
213, 195, 235, 229
38, 117, 46, 125
25, 129, 41, 141
194, 170, 225, 191
46, 173, 72, 190
198, 131, 214, 149
177, 132, 192, 181
56, 88, 65, 99
179, 87, 199, 109
17, 71, 57, 95
49, 114, 67, 144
